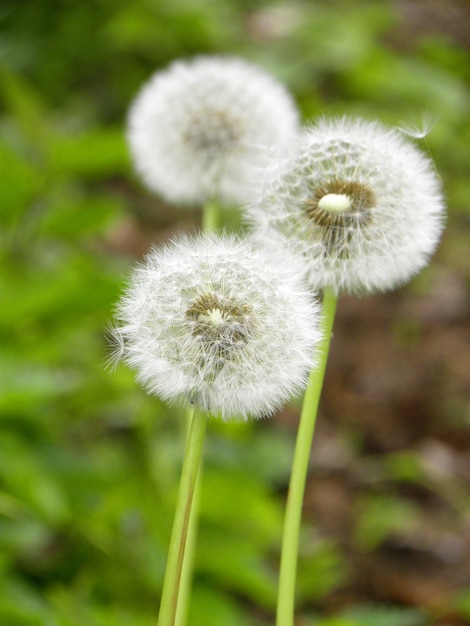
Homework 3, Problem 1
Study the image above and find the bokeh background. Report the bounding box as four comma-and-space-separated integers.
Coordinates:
1, 0, 469, 624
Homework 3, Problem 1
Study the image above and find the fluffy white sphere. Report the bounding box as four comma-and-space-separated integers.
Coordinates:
247, 116, 446, 294
113, 234, 320, 420
127, 56, 300, 206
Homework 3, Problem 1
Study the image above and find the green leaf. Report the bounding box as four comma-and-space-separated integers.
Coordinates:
338, 603, 427, 626
48, 128, 129, 178
353, 494, 420, 551
190, 584, 258, 626
297, 540, 347, 603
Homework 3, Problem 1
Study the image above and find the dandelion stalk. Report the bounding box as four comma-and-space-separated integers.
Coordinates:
174, 464, 202, 626
174, 401, 208, 625
276, 287, 337, 626
202, 198, 220, 232
158, 408, 207, 626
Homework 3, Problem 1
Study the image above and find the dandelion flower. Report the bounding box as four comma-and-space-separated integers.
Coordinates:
248, 116, 446, 294
113, 234, 320, 420
127, 56, 300, 207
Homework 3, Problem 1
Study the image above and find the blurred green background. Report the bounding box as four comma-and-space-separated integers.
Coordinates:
1, 0, 469, 625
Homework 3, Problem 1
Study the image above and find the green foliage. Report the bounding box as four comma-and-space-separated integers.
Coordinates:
297, 539, 346, 603
310, 603, 426, 626
353, 493, 421, 551
1, 0, 469, 623
454, 589, 470, 619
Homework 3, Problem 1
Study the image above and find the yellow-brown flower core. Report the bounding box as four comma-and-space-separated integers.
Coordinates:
305, 180, 376, 253
185, 293, 252, 355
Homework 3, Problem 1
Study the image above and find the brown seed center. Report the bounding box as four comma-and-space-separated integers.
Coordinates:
305, 180, 375, 228
304, 180, 376, 255
185, 293, 252, 352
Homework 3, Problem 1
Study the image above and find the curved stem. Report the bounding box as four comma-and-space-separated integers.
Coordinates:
276, 287, 338, 626
202, 198, 220, 232
174, 409, 203, 626
157, 409, 207, 626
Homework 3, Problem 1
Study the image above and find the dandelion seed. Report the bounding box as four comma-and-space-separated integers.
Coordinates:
112, 234, 320, 420
127, 56, 300, 207
397, 113, 439, 139
248, 116, 446, 295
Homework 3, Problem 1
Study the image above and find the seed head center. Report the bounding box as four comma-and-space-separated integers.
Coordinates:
197, 308, 226, 327
184, 109, 242, 153
186, 293, 252, 347
317, 193, 352, 214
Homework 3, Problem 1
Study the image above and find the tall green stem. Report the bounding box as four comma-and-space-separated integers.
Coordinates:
202, 198, 220, 232
157, 409, 207, 626
276, 287, 338, 626
174, 410, 203, 626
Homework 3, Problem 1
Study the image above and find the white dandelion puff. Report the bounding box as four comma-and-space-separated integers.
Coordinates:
112, 234, 321, 421
127, 55, 300, 207
247, 116, 446, 295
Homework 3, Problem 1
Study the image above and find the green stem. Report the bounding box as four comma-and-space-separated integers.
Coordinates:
202, 198, 220, 232
276, 287, 338, 626
157, 408, 207, 626
174, 410, 203, 626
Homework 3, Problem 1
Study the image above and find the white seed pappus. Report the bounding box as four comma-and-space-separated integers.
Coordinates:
127, 56, 299, 206
248, 116, 446, 295
112, 234, 321, 420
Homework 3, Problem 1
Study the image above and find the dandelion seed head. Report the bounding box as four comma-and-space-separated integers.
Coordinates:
127, 56, 300, 206
112, 234, 321, 420
248, 116, 446, 294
